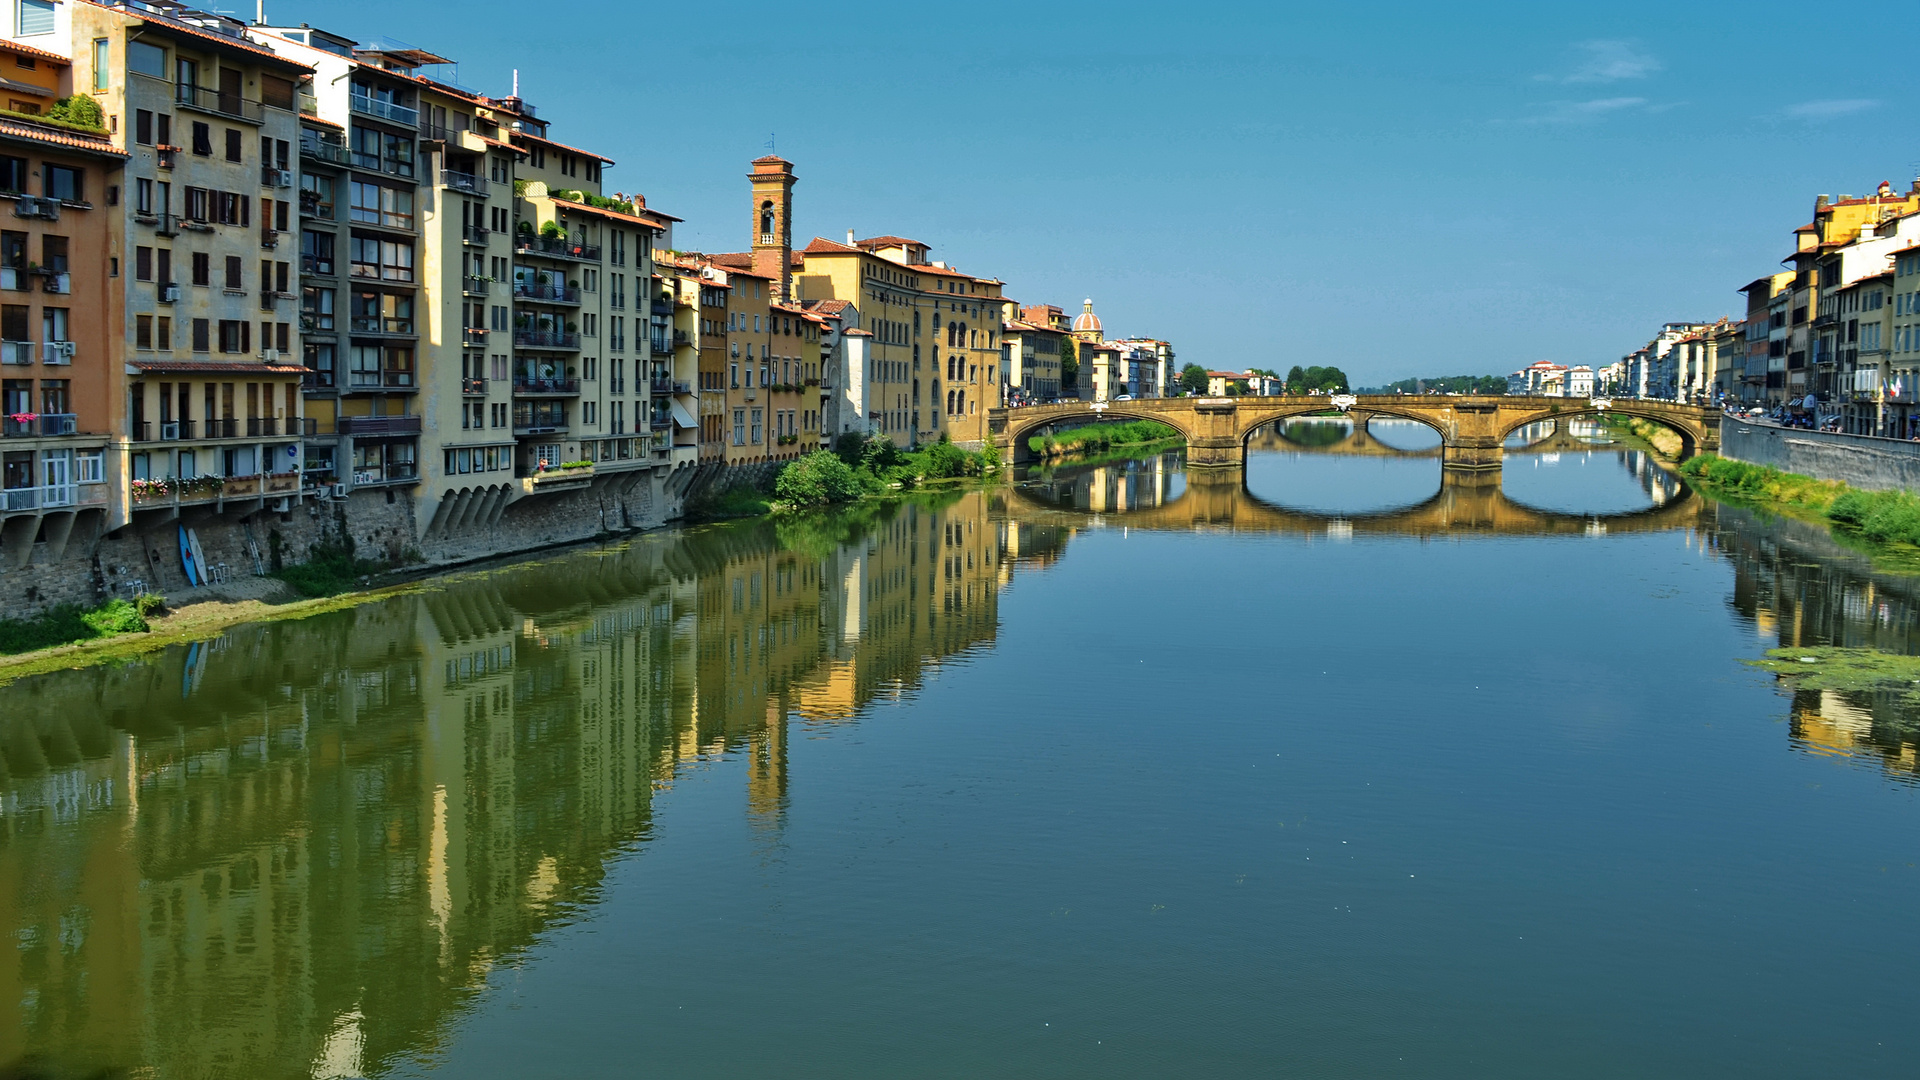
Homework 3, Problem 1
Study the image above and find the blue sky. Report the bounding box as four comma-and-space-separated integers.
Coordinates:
286, 0, 1915, 386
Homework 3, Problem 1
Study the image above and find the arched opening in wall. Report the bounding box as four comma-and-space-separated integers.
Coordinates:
1499, 409, 1691, 516
1265, 416, 1352, 449
1007, 412, 1187, 467
1361, 414, 1445, 453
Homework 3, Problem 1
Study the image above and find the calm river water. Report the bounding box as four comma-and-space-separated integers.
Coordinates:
4, 420, 1919, 1078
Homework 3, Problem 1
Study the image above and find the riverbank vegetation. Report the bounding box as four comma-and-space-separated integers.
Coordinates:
1358, 375, 1507, 395
1747, 645, 1920, 710
771, 434, 998, 509
0, 593, 165, 656
1028, 420, 1180, 457
1679, 453, 1920, 565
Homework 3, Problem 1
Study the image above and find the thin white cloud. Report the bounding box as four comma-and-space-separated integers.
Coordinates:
1542, 40, 1661, 84
1499, 97, 1656, 126
1784, 98, 1879, 120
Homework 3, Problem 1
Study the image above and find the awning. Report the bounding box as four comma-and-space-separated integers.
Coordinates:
669, 398, 698, 429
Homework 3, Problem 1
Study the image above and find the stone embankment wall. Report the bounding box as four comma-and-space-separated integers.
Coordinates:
0, 465, 699, 622
1720, 421, 1920, 492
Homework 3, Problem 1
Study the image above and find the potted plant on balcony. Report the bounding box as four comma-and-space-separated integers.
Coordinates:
540, 221, 563, 240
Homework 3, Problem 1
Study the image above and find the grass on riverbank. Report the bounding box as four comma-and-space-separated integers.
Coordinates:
1029, 420, 1180, 457
0, 594, 165, 656
1679, 453, 1920, 566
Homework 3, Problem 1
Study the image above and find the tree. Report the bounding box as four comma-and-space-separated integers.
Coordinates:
775, 451, 863, 507
1178, 363, 1209, 395
1286, 365, 1306, 393
1060, 338, 1078, 391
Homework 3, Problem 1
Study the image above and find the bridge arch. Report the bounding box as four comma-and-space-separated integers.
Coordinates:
1001, 404, 1198, 464
1238, 401, 1454, 455
1495, 402, 1709, 459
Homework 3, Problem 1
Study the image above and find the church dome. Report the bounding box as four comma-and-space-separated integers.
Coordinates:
1071, 298, 1102, 333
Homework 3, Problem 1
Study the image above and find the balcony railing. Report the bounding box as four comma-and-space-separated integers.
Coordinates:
206, 418, 239, 439
2, 413, 74, 437
462, 327, 489, 346
1, 340, 31, 365
462, 378, 488, 396
349, 94, 419, 127
512, 376, 580, 395
463, 225, 491, 246
652, 298, 675, 315
299, 192, 336, 220
336, 415, 422, 437
245, 418, 280, 437
512, 329, 580, 350
512, 281, 580, 304
346, 369, 417, 389
419, 121, 452, 144
301, 254, 335, 276
221, 475, 261, 498
649, 376, 673, 394
349, 317, 416, 336
40, 271, 70, 294
2, 483, 91, 513
512, 234, 601, 262
442, 171, 488, 197
176, 84, 265, 123
301, 132, 352, 166
462, 275, 491, 297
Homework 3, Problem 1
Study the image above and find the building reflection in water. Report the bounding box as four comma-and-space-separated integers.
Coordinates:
1703, 501, 1920, 783
0, 489, 1067, 1079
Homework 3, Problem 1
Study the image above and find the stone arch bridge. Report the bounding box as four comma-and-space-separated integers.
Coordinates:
990, 395, 1719, 471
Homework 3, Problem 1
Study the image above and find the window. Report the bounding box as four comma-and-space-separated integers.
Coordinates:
224, 255, 242, 290
259, 75, 294, 111
0, 156, 24, 194
129, 40, 165, 78
92, 38, 108, 90
40, 235, 65, 273
191, 318, 210, 352
135, 246, 152, 280
76, 450, 101, 484
16, 0, 53, 35
349, 181, 412, 229
305, 341, 335, 386
225, 128, 241, 162
301, 229, 333, 275
349, 236, 414, 281
156, 316, 170, 349
732, 409, 744, 445
189, 252, 209, 287
191, 121, 211, 156
43, 165, 81, 203
136, 314, 153, 349
301, 286, 334, 330
134, 177, 153, 214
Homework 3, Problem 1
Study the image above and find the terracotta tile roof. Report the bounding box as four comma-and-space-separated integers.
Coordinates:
300, 114, 343, 130
1003, 318, 1052, 333
0, 39, 70, 65
803, 299, 851, 316
103, 4, 313, 72
843, 329, 873, 337
855, 235, 925, 249
801, 236, 863, 254
751, 154, 791, 165
0, 117, 125, 157
707, 252, 753, 269
510, 128, 614, 164
550, 196, 662, 230
128, 360, 309, 374
472, 132, 525, 155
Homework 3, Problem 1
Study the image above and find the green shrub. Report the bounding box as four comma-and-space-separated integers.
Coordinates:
1830, 489, 1920, 546
80, 598, 148, 636
1827, 489, 1874, 527
45, 94, 105, 130
776, 451, 864, 507
0, 596, 157, 655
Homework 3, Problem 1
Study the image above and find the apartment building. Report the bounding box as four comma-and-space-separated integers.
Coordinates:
0, 39, 122, 548
17, 0, 315, 532
1000, 302, 1066, 404
1737, 272, 1792, 404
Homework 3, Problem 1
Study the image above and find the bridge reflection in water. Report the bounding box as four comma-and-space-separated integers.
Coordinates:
1015, 441, 1696, 538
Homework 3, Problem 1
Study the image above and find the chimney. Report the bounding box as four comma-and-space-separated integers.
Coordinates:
1815, 194, 1831, 209
847, 229, 855, 245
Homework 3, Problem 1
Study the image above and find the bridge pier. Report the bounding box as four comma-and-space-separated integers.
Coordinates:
1185, 398, 1244, 468
1441, 440, 1503, 472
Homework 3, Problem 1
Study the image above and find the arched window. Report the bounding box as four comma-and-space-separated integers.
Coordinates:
946, 389, 954, 414
759, 200, 775, 242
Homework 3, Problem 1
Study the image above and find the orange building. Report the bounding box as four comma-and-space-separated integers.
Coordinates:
0, 38, 125, 554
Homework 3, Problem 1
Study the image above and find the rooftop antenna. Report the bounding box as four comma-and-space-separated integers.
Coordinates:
766, 132, 776, 152
255, 0, 263, 24
512, 68, 519, 98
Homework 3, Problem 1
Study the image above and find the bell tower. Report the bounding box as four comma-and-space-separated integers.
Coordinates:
749, 156, 797, 299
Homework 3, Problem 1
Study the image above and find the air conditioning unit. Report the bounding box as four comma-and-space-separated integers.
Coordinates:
161, 421, 180, 440
160, 283, 180, 303
12, 196, 41, 218
278, 169, 294, 188
49, 340, 75, 362
331, 482, 349, 499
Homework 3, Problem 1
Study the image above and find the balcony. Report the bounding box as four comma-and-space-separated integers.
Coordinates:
300, 132, 352, 167
245, 418, 281, 437
513, 234, 601, 262
419, 121, 452, 145
462, 275, 491, 297
336, 415, 422, 437
512, 329, 579, 350
221, 475, 261, 498
345, 368, 417, 391
349, 317, 416, 337
2, 413, 74, 437
524, 463, 594, 492
442, 171, 488, 197
41, 340, 74, 365
299, 192, 336, 220
463, 225, 491, 246
351, 463, 419, 486
512, 376, 580, 396
39, 271, 70, 294
462, 378, 489, 396
156, 145, 178, 169
2, 483, 101, 513
512, 281, 580, 304
1, 340, 30, 365
349, 94, 419, 127
462, 327, 489, 346
176, 84, 265, 123
651, 298, 675, 315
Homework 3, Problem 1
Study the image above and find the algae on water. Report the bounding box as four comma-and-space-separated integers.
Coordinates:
1746, 646, 1920, 704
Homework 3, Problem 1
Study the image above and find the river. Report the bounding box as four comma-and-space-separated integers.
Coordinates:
3, 419, 1918, 1078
